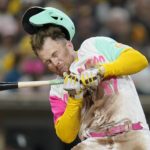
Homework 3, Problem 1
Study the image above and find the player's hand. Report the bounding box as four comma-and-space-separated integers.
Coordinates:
85, 59, 105, 77
80, 68, 101, 88
63, 72, 83, 99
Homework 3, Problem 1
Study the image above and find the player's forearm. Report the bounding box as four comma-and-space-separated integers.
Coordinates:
55, 97, 83, 143
101, 48, 148, 78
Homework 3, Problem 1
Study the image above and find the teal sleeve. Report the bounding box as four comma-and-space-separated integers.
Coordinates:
94, 37, 131, 61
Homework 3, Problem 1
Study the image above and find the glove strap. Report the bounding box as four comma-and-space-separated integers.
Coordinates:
96, 65, 105, 78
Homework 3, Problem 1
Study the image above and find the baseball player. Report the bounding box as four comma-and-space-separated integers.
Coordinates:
22, 6, 150, 150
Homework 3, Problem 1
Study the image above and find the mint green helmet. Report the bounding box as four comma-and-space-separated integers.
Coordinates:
22, 6, 75, 40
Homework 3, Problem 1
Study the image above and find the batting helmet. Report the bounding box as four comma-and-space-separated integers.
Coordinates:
22, 6, 75, 40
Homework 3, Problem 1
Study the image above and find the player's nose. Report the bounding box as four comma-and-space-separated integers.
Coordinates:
52, 58, 60, 67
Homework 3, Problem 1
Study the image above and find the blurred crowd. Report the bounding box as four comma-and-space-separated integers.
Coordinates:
0, 0, 150, 94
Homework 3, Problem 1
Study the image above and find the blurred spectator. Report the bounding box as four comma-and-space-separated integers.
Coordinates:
131, 23, 148, 48
99, 7, 132, 43
18, 35, 33, 57
109, 0, 128, 7
21, 0, 44, 6
0, 14, 18, 37
73, 3, 98, 49
3, 50, 22, 83
0, 0, 8, 12
0, 13, 19, 80
7, 0, 21, 15
46, 1, 65, 12
21, 57, 45, 81
135, 0, 150, 22
96, 1, 110, 24
128, 0, 150, 34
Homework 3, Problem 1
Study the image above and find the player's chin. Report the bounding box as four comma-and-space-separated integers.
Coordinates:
58, 72, 64, 77
60, 70, 69, 77
60, 68, 69, 76
57, 70, 66, 77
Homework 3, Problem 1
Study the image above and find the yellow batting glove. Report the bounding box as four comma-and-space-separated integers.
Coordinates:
63, 73, 83, 100
80, 68, 101, 88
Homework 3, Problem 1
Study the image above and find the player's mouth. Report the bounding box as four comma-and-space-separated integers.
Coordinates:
58, 65, 68, 75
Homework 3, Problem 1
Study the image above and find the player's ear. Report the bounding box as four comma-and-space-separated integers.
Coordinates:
66, 41, 74, 50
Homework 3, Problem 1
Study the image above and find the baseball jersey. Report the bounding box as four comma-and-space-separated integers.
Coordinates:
49, 36, 149, 130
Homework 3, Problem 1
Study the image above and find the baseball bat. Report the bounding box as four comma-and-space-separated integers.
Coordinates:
0, 79, 64, 91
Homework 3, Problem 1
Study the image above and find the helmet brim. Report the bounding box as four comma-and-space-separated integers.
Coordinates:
22, 6, 45, 34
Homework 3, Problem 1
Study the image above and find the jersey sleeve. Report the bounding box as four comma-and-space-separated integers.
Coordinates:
49, 84, 67, 123
49, 95, 67, 123
78, 36, 148, 77
49, 83, 83, 143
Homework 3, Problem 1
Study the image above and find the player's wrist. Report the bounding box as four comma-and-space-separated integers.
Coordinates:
96, 65, 105, 78
68, 90, 83, 100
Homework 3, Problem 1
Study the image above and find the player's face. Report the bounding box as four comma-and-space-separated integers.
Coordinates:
37, 37, 76, 76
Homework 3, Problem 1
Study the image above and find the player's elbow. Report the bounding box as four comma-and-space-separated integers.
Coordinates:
56, 130, 76, 143
132, 49, 149, 71
140, 55, 149, 69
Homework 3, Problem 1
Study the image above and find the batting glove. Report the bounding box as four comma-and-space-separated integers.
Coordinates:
63, 72, 83, 100
80, 68, 101, 88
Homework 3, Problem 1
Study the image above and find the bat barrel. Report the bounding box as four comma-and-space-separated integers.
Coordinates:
18, 81, 50, 88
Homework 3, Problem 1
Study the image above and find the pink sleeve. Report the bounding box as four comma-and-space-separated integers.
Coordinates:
49, 95, 67, 123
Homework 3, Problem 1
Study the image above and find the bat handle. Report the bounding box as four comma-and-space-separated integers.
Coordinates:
0, 83, 18, 91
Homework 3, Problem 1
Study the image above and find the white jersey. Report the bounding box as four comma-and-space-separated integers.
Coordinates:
50, 36, 149, 130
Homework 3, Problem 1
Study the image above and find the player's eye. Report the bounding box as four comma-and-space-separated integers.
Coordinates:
46, 60, 52, 65
52, 51, 58, 57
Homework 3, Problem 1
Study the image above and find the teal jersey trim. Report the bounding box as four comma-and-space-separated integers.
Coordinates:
94, 37, 131, 62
